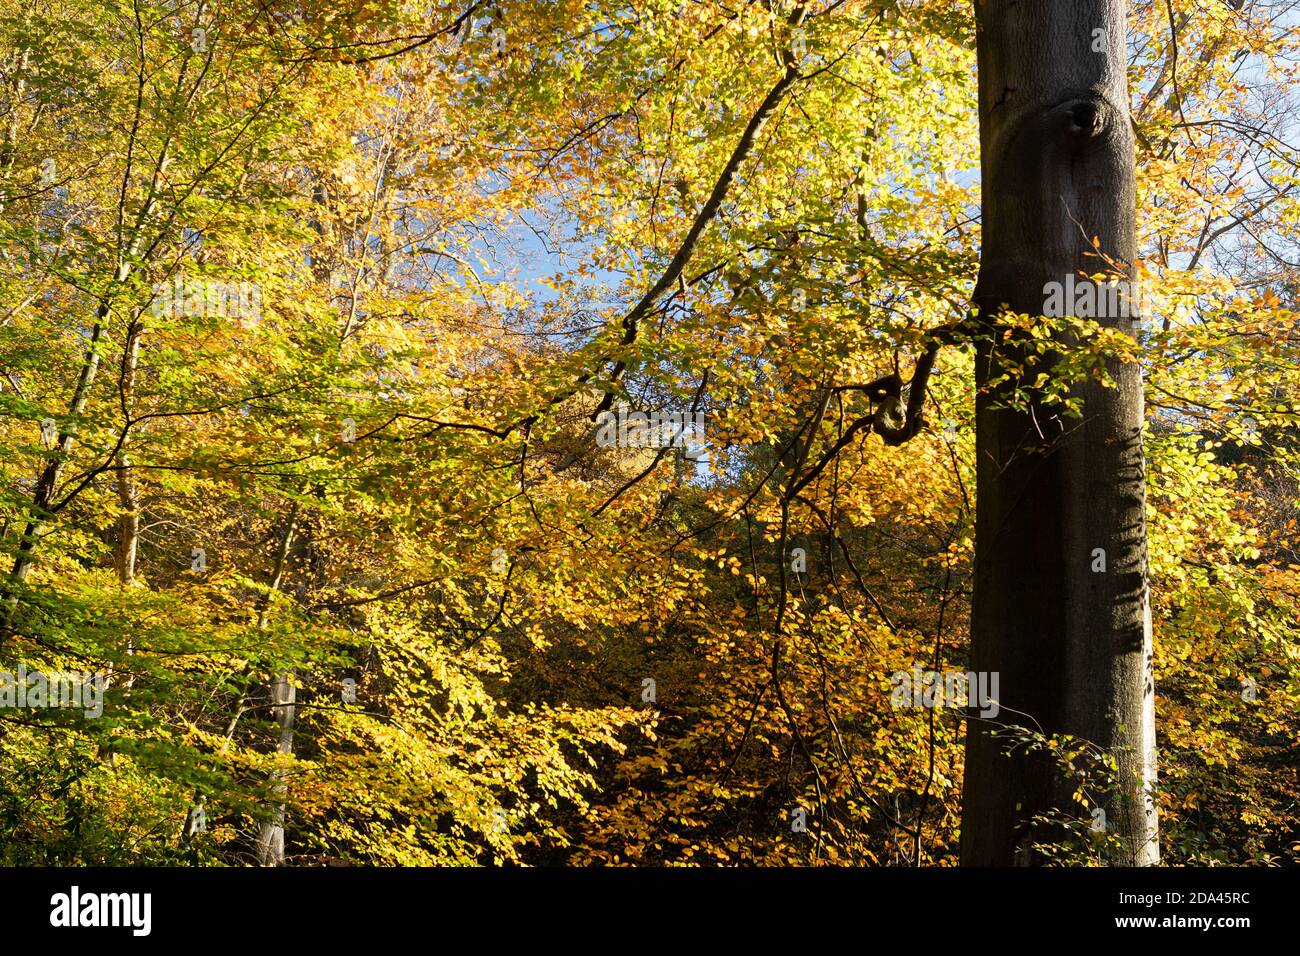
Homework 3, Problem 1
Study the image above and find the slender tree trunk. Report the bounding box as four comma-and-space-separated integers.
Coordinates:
98, 437, 140, 768
0, 287, 116, 625
113, 454, 140, 585
102, 320, 145, 749
0, 19, 32, 218
961, 0, 1158, 865
241, 163, 335, 865
113, 321, 145, 587
254, 504, 299, 866
0, 142, 170, 635
254, 671, 297, 866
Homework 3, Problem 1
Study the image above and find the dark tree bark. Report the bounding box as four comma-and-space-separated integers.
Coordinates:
961, 0, 1158, 865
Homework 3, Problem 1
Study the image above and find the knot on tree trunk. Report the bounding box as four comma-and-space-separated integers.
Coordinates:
1051, 93, 1120, 149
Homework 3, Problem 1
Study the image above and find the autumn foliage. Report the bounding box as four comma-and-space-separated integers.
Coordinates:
0, 0, 1295, 866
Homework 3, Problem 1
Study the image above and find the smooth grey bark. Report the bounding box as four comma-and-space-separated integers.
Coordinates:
113, 320, 145, 587
961, 0, 1158, 865
254, 504, 299, 866
113, 448, 140, 585
253, 672, 297, 866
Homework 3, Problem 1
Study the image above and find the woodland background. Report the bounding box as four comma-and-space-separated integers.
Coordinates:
0, 0, 1297, 865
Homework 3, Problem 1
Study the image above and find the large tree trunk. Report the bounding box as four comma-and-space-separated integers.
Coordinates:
960, 0, 1158, 865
